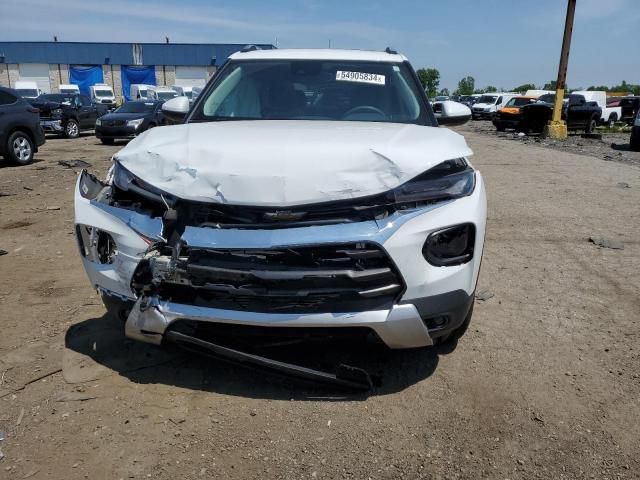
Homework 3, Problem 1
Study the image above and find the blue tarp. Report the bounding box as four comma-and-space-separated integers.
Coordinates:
121, 65, 156, 100
69, 65, 104, 96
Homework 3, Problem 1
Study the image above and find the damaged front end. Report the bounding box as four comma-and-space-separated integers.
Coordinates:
75, 156, 485, 388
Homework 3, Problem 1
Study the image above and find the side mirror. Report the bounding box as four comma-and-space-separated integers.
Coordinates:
434, 101, 472, 126
162, 96, 190, 123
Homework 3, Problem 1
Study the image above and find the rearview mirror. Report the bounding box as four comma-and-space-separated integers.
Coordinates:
434, 101, 472, 126
161, 96, 190, 123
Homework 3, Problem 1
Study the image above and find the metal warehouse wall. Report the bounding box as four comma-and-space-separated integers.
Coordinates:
0, 42, 275, 66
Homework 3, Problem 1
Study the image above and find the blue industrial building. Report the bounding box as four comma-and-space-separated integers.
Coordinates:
0, 41, 275, 99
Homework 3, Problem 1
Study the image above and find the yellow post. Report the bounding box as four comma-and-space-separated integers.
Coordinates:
543, 0, 576, 139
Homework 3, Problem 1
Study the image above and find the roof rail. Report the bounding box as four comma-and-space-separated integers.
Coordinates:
385, 47, 398, 54
240, 44, 261, 53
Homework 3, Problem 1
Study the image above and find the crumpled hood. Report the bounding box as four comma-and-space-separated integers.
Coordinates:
114, 120, 473, 207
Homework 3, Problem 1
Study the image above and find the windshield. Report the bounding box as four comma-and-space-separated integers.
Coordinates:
37, 94, 75, 103
157, 91, 178, 100
94, 89, 113, 97
477, 95, 498, 104
190, 59, 427, 124
116, 102, 156, 113
506, 97, 534, 107
60, 88, 77, 94
16, 89, 39, 98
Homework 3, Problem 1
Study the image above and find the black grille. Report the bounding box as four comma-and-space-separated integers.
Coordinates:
151, 243, 405, 314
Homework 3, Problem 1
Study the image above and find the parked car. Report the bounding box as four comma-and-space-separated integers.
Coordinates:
572, 91, 621, 127
89, 84, 117, 110
130, 84, 157, 101
458, 94, 481, 109
520, 93, 601, 134
59, 84, 80, 95
31, 93, 103, 138
472, 93, 518, 120
74, 48, 486, 387
177, 86, 202, 105
492, 96, 537, 131
434, 95, 450, 102
630, 109, 640, 151
191, 86, 203, 102
0, 87, 45, 165
95, 100, 165, 144
170, 85, 185, 96
619, 96, 640, 125
151, 86, 179, 102
14, 81, 42, 100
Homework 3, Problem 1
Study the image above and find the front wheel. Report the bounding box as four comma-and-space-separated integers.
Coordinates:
586, 117, 597, 134
433, 300, 474, 346
607, 114, 617, 128
6, 131, 35, 165
64, 119, 80, 139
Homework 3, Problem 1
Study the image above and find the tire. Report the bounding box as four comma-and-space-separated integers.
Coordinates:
433, 300, 474, 346
100, 138, 114, 145
64, 119, 80, 139
100, 292, 133, 324
586, 117, 598, 134
607, 114, 617, 128
6, 130, 35, 165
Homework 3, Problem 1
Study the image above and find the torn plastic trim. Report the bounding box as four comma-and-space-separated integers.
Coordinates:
78, 169, 166, 243
164, 330, 373, 391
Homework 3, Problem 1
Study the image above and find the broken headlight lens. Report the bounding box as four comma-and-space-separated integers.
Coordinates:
112, 161, 176, 206
392, 158, 475, 204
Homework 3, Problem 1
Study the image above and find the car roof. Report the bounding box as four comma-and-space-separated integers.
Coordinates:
229, 48, 408, 63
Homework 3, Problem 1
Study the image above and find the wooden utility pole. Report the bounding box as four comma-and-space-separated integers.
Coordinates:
544, 0, 577, 139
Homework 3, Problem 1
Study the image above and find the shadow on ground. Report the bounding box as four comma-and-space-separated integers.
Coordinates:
64, 315, 455, 400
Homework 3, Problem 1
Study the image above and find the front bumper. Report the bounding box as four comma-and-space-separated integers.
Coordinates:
74, 172, 487, 349
472, 111, 494, 120
40, 119, 64, 133
95, 126, 138, 139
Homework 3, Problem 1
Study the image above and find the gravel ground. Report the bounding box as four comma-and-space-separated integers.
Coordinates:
0, 130, 639, 479
463, 119, 640, 168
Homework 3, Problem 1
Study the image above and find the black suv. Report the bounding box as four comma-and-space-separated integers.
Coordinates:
0, 87, 45, 165
520, 94, 602, 134
31, 94, 105, 138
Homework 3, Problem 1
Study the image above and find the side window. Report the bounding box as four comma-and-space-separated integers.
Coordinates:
570, 95, 585, 105
80, 95, 91, 106
496, 96, 503, 105
0, 91, 18, 105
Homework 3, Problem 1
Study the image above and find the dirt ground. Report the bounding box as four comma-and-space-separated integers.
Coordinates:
0, 128, 639, 480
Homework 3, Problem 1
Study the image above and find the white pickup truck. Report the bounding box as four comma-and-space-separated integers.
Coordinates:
573, 91, 621, 127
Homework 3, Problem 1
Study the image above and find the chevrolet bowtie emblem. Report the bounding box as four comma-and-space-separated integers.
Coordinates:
263, 210, 307, 221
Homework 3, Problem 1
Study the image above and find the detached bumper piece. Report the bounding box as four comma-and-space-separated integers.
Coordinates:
134, 243, 405, 314
164, 330, 373, 391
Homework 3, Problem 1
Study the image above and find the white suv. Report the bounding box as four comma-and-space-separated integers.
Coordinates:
75, 48, 486, 383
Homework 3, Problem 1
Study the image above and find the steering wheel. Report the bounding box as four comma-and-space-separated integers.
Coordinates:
342, 105, 386, 120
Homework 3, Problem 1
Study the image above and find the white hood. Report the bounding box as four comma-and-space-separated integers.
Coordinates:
114, 121, 473, 207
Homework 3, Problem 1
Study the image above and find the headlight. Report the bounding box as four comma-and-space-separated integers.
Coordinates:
127, 118, 144, 128
51, 108, 63, 117
95, 118, 102, 126
112, 161, 176, 206
391, 158, 475, 204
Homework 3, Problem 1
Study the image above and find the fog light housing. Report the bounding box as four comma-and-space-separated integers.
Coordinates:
423, 223, 476, 266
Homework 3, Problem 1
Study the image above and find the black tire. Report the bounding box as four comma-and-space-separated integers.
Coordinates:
433, 300, 474, 346
100, 138, 114, 145
607, 114, 617, 128
100, 292, 133, 324
64, 119, 80, 139
6, 130, 35, 165
586, 117, 598, 134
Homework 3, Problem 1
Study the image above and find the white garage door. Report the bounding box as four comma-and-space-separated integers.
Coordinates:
174, 66, 207, 87
18, 63, 51, 93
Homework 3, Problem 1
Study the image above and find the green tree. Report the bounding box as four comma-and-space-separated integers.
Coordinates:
416, 68, 440, 98
543, 80, 557, 90
513, 83, 537, 93
456, 76, 475, 96
484, 86, 497, 93
438, 88, 450, 97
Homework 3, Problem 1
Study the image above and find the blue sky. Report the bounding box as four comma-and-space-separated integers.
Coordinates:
2, 0, 638, 90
